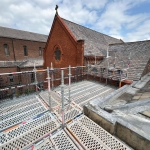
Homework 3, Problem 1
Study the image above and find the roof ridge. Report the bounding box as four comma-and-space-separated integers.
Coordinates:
61, 18, 122, 42
109, 39, 150, 46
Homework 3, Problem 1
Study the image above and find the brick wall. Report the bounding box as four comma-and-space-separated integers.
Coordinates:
20, 67, 45, 84
0, 67, 17, 73
0, 67, 18, 90
0, 66, 45, 99
13, 39, 45, 60
0, 33, 46, 98
0, 37, 15, 61
0, 37, 46, 61
44, 15, 84, 69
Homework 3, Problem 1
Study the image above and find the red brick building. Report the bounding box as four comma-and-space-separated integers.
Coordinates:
43, 13, 150, 88
0, 26, 47, 61
0, 26, 47, 98
43, 14, 123, 68
0, 26, 48, 73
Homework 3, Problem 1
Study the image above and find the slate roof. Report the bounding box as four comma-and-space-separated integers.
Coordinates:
62, 18, 123, 56
99, 40, 150, 80
0, 61, 22, 68
19, 58, 43, 68
0, 26, 48, 42
0, 58, 43, 68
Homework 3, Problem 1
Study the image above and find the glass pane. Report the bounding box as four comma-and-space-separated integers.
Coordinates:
24, 46, 28, 56
55, 48, 61, 61
4, 44, 9, 56
39, 47, 42, 56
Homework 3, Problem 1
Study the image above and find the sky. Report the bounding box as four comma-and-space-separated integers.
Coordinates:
0, 0, 150, 42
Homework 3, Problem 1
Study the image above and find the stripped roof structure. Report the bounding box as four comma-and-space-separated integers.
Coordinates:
0, 26, 48, 42
0, 61, 22, 68
19, 58, 43, 68
62, 18, 123, 56
0, 58, 43, 68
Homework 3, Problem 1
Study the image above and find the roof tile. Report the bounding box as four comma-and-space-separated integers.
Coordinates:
62, 18, 123, 56
0, 26, 48, 42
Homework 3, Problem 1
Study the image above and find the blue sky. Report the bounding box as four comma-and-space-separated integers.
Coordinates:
0, 0, 150, 42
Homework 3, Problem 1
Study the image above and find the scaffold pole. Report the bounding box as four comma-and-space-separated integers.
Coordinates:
33, 63, 38, 92
68, 65, 71, 103
47, 67, 51, 112
50, 62, 54, 90
61, 69, 65, 128
87, 61, 90, 80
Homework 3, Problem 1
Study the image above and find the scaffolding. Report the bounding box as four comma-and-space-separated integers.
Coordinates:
0, 64, 131, 150
0, 65, 86, 100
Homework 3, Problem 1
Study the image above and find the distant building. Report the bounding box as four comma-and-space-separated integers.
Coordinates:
0, 9, 149, 150
0, 26, 47, 61
0, 26, 48, 98
0, 26, 48, 73
44, 13, 150, 83
43, 14, 123, 68
0, 11, 150, 98
0, 58, 44, 99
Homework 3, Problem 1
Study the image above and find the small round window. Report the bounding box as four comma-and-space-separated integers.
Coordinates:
54, 48, 61, 61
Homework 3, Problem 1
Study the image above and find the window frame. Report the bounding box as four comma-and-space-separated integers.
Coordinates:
23, 46, 28, 56
54, 47, 61, 61
39, 47, 42, 56
4, 44, 9, 56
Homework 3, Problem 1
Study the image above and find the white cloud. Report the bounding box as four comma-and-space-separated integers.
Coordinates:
0, 0, 150, 42
58, 0, 108, 25
125, 19, 150, 41
82, 0, 108, 10
0, 0, 59, 34
0, 0, 105, 34
93, 0, 150, 41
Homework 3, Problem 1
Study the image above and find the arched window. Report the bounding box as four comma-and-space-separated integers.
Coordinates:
39, 47, 42, 56
54, 47, 61, 61
23, 46, 28, 56
4, 44, 9, 56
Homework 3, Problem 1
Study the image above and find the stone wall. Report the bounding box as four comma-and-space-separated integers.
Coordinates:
116, 122, 150, 150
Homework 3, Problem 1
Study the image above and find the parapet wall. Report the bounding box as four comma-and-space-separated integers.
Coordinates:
84, 73, 150, 150
83, 105, 115, 134
116, 122, 150, 150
